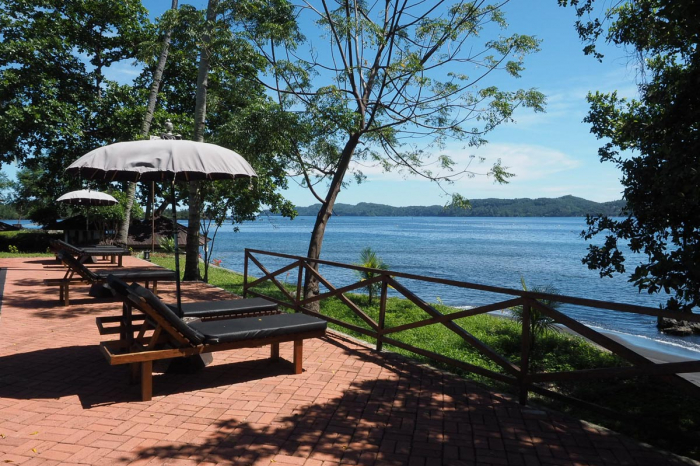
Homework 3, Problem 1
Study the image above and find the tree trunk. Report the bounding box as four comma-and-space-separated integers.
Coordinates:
303, 134, 361, 310
183, 0, 217, 281
185, 180, 202, 280
117, 183, 136, 246
116, 0, 178, 245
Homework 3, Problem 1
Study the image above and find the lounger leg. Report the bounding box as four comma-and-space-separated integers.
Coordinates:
61, 283, 69, 306
129, 363, 140, 384
118, 255, 123, 267
271, 343, 280, 361
152, 281, 158, 294
141, 361, 153, 401
293, 340, 303, 374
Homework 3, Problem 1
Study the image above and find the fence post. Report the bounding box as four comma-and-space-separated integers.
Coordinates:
519, 299, 531, 405
296, 259, 304, 312
377, 275, 388, 352
243, 250, 249, 298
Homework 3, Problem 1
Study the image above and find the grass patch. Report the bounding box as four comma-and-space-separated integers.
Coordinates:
152, 255, 700, 459
0, 252, 54, 258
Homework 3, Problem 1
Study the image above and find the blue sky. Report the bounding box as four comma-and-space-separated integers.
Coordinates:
3, 1, 636, 207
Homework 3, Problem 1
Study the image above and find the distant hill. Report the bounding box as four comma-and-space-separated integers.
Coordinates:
291, 196, 626, 217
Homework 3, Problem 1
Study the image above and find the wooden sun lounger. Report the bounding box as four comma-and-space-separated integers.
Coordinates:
49, 239, 130, 266
96, 275, 280, 338
44, 251, 176, 305
100, 281, 327, 401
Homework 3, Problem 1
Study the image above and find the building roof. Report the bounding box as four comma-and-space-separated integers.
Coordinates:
126, 217, 206, 249
0, 221, 21, 231
44, 215, 207, 249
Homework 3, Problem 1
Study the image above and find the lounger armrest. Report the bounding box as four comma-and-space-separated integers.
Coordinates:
100, 340, 204, 365
96, 315, 146, 335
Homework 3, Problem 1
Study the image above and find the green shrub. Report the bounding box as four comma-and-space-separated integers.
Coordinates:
158, 236, 176, 253
354, 247, 389, 305
510, 277, 561, 352
0, 230, 60, 252
7, 245, 18, 253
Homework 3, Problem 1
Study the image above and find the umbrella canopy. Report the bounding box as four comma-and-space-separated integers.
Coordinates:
64, 139, 258, 312
65, 139, 257, 181
56, 189, 118, 206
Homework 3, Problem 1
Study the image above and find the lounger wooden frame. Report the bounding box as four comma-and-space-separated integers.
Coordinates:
50, 239, 130, 266
95, 297, 279, 338
100, 293, 326, 401
44, 251, 171, 305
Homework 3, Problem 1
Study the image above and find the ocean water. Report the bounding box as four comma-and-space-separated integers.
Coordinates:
206, 216, 700, 356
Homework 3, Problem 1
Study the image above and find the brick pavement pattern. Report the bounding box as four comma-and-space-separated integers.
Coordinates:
0, 257, 697, 466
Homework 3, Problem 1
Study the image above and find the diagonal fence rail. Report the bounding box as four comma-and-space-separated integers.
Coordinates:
243, 248, 700, 409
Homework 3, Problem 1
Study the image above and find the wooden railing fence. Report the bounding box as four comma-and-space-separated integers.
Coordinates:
243, 248, 700, 409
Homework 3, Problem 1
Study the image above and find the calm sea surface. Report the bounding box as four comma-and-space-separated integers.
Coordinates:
9, 216, 700, 355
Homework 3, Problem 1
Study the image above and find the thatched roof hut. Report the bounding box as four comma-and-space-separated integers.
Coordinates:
125, 217, 207, 250
45, 216, 207, 250
45, 215, 114, 245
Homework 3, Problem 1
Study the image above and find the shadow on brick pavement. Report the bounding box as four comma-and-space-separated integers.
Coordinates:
1, 256, 698, 466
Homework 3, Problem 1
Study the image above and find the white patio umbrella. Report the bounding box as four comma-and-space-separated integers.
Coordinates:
66, 139, 257, 182
56, 189, 119, 206
65, 139, 258, 310
57, 189, 119, 242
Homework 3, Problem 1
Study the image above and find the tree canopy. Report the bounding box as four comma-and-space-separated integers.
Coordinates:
1, 1, 299, 250
560, 0, 700, 311
0, 0, 153, 224
245, 0, 546, 302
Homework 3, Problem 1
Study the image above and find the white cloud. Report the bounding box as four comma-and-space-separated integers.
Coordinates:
435, 142, 580, 182
352, 143, 580, 183
344, 142, 583, 197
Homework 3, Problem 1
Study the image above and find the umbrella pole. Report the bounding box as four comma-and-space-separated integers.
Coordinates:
171, 182, 182, 312
151, 181, 155, 253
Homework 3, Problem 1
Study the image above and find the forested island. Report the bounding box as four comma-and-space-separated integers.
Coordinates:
291, 195, 625, 217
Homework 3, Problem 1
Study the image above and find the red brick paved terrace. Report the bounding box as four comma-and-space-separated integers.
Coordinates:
0, 256, 697, 466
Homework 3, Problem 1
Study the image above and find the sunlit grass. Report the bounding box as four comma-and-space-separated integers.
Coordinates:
0, 252, 53, 258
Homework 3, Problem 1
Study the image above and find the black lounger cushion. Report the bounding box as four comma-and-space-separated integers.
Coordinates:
189, 313, 327, 344
106, 274, 131, 297
127, 282, 206, 345
80, 247, 127, 254
109, 269, 176, 281
169, 297, 278, 319
108, 275, 275, 321
59, 250, 171, 282
55, 240, 81, 254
